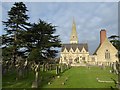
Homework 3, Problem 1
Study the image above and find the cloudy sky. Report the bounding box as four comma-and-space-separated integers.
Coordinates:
1, 2, 118, 54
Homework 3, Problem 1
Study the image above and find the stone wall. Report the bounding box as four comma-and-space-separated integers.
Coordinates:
96, 38, 118, 65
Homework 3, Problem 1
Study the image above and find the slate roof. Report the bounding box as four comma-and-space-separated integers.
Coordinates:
61, 43, 88, 52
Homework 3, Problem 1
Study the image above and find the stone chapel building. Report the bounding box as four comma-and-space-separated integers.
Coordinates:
59, 20, 118, 66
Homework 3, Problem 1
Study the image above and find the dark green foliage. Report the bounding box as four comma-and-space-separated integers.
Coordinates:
24, 19, 61, 63
108, 35, 120, 51
2, 2, 61, 86
2, 2, 61, 64
2, 2, 31, 63
28, 49, 40, 62
2, 47, 13, 61
3, 2, 30, 31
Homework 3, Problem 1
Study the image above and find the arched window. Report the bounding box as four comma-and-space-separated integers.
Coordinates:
64, 56, 66, 60
105, 50, 110, 59
74, 57, 79, 63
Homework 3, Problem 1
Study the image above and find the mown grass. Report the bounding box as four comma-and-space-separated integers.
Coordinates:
2, 66, 117, 88
2, 69, 56, 88
43, 66, 117, 88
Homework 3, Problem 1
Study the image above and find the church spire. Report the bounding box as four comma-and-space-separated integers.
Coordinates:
70, 18, 78, 44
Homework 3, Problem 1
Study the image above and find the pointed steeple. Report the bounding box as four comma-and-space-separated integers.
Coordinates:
70, 18, 78, 44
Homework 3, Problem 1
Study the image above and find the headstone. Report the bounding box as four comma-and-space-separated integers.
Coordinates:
53, 76, 55, 79
109, 70, 112, 73
45, 64, 47, 71
60, 65, 63, 73
57, 76, 60, 78
56, 65, 58, 75
31, 81, 38, 88
16, 77, 18, 81
49, 64, 52, 70
96, 77, 99, 80
58, 65, 61, 73
113, 62, 118, 74
62, 82, 65, 85
65, 77, 68, 81
46, 64, 49, 71
48, 82, 51, 85
42, 64, 45, 71
18, 68, 23, 78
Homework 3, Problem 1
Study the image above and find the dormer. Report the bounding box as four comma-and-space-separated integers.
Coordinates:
63, 48, 68, 53
69, 48, 74, 53
81, 47, 86, 53
75, 47, 80, 53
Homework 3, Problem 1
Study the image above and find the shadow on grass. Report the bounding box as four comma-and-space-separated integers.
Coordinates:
39, 70, 56, 88
39, 67, 71, 88
2, 69, 57, 88
2, 70, 35, 88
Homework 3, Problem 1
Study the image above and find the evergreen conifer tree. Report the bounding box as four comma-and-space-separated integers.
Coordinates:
2, 2, 31, 65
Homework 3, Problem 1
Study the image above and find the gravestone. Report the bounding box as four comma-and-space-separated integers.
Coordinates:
48, 82, 51, 85
31, 81, 38, 88
49, 64, 52, 71
113, 62, 118, 74
57, 75, 60, 78
62, 82, 65, 85
65, 77, 68, 81
42, 64, 45, 72
60, 64, 63, 73
58, 65, 61, 73
56, 65, 59, 75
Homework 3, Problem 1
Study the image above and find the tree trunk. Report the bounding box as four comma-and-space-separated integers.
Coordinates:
32, 63, 40, 88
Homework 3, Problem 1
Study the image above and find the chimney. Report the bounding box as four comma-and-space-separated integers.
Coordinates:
100, 29, 106, 44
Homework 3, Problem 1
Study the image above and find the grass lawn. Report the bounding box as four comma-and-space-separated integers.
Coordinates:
2, 70, 56, 88
2, 66, 117, 88
2, 71, 35, 88
43, 66, 117, 88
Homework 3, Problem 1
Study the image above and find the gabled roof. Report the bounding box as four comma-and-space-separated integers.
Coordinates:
61, 43, 88, 52
93, 37, 118, 55
93, 44, 101, 55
